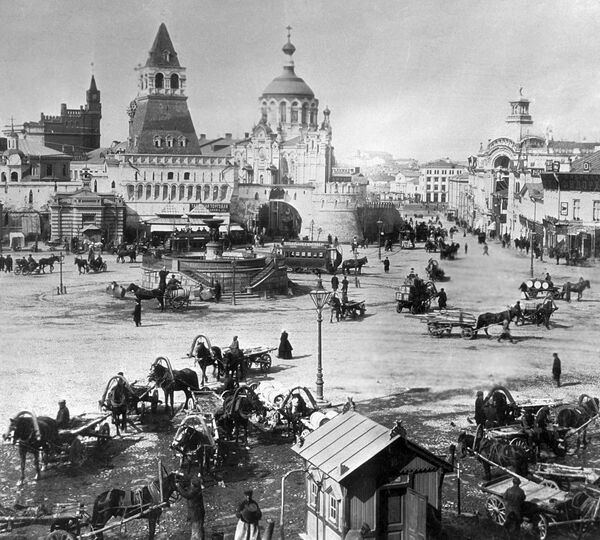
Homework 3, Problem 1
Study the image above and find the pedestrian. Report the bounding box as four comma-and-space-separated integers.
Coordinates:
383, 257, 390, 273
214, 280, 221, 302
437, 288, 447, 310
341, 276, 349, 293
278, 330, 293, 359
176, 471, 206, 540
331, 273, 339, 292
5, 254, 12, 272
497, 319, 515, 343
158, 265, 169, 292
552, 353, 561, 387
88, 244, 95, 263
503, 477, 525, 538
234, 489, 262, 540
56, 399, 70, 429
464, 243, 468, 255
474, 391, 486, 426
0, 254, 4, 272
133, 299, 142, 327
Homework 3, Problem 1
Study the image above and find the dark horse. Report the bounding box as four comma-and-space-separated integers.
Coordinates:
217, 386, 266, 444
328, 295, 342, 323
116, 247, 137, 263
475, 305, 521, 337
3, 414, 59, 485
74, 257, 89, 274
91, 471, 180, 540
38, 254, 61, 273
148, 362, 198, 415
562, 278, 591, 302
553, 395, 599, 449
342, 256, 368, 274
126, 283, 165, 311
457, 430, 528, 480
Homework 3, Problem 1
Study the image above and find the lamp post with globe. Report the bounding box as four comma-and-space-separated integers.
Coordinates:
377, 219, 383, 260
309, 280, 332, 404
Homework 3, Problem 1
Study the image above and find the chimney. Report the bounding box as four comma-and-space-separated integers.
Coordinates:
244, 132, 249, 138
225, 133, 232, 139
199, 134, 206, 141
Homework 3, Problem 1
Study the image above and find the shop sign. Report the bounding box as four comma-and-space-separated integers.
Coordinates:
560, 202, 568, 216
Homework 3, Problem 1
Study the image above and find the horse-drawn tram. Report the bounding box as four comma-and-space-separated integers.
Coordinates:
273, 241, 342, 274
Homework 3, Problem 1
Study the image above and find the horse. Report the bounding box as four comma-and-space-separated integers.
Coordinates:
424, 240, 437, 253
328, 295, 341, 323
456, 431, 528, 480
342, 256, 368, 275
439, 241, 460, 260
533, 297, 558, 329
553, 396, 599, 449
562, 279, 590, 302
217, 386, 266, 444
171, 416, 222, 474
116, 247, 137, 263
148, 362, 198, 415
126, 283, 165, 311
218, 351, 244, 382
74, 257, 89, 274
38, 254, 61, 273
475, 305, 521, 337
90, 471, 180, 540
426, 259, 445, 281
189, 339, 218, 386
3, 414, 59, 486
106, 281, 128, 298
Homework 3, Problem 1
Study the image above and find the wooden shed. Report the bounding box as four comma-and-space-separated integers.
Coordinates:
291, 411, 453, 540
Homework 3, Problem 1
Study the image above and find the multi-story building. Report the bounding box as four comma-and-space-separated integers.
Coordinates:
419, 159, 466, 203
2, 77, 101, 158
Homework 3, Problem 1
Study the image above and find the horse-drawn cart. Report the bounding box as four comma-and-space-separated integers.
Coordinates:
515, 298, 558, 328
395, 277, 437, 314
242, 346, 277, 373
57, 412, 113, 466
340, 299, 366, 320
422, 310, 477, 338
100, 374, 160, 418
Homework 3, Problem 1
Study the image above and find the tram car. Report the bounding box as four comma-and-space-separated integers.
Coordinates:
274, 241, 342, 274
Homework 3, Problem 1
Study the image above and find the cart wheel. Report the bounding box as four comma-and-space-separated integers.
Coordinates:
485, 495, 506, 525
151, 389, 159, 413
259, 354, 272, 373
49, 265, 54, 273
69, 437, 87, 467
97, 422, 110, 447
539, 479, 560, 490
461, 327, 475, 339
509, 437, 530, 454
427, 324, 437, 335
46, 531, 77, 540
171, 296, 187, 310
14, 267, 21, 275
396, 303, 402, 313
535, 514, 556, 540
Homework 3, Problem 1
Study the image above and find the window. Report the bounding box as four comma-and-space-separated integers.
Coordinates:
94, 180, 98, 192
184, 172, 190, 180
213, 185, 219, 200
137, 184, 143, 199
171, 185, 177, 201
154, 185, 160, 199
203, 185, 210, 200
187, 185, 193, 200
573, 199, 581, 220
155, 73, 164, 89
195, 186, 202, 200
146, 184, 152, 199
291, 102, 298, 123
154, 137, 162, 148
111, 181, 116, 189
328, 495, 338, 525
302, 103, 308, 124
46, 164, 53, 177
167, 172, 174, 180
127, 185, 134, 199
594, 201, 600, 221
179, 185, 185, 200
28, 190, 33, 204
162, 185, 168, 200
170, 74, 179, 89
166, 136, 174, 148
62, 165, 67, 176
221, 185, 228, 200
279, 102, 287, 123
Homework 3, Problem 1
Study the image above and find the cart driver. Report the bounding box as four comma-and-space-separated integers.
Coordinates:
503, 477, 526, 536
56, 399, 70, 429
166, 274, 182, 293
27, 254, 38, 272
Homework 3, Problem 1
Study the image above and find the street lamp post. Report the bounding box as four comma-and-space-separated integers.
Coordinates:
376, 219, 383, 260
530, 198, 537, 278
354, 247, 358, 287
309, 281, 332, 404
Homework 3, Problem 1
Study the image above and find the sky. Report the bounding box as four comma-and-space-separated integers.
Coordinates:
2, 0, 600, 162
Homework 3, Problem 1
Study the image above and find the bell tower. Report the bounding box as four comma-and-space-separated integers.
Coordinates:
127, 23, 200, 154
506, 87, 533, 142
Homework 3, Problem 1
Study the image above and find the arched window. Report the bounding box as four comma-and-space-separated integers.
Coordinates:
293, 192, 297, 200
166, 136, 174, 148
310, 105, 317, 125
28, 190, 33, 204
213, 185, 219, 200
10, 172, 18, 182
195, 186, 202, 200
136, 184, 143, 199
155, 73, 164, 89
154, 184, 160, 199
171, 185, 177, 200
321, 199, 325, 208
127, 185, 134, 200
111, 180, 116, 189
179, 137, 187, 147
220, 185, 228, 200
154, 137, 162, 148
187, 185, 193, 199
179, 185, 185, 200
291, 102, 299, 123
203, 185, 210, 200
254, 192, 259, 200
301, 103, 308, 124
279, 101, 287, 123
94, 180, 97, 192
146, 184, 152, 199
167, 172, 174, 180
162, 185, 168, 200
170, 74, 179, 89
1, 172, 6, 182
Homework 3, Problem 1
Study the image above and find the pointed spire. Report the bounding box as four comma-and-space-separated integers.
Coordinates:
146, 23, 180, 68
89, 74, 98, 92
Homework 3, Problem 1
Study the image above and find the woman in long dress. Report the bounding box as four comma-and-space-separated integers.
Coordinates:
278, 330, 293, 359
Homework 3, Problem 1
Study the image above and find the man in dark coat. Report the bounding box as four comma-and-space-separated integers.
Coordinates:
176, 472, 206, 540
552, 353, 561, 387
438, 288, 447, 309
234, 489, 262, 540
133, 299, 142, 327
158, 266, 169, 292
278, 330, 293, 359
331, 274, 339, 292
4, 255, 12, 272
56, 400, 70, 429
214, 281, 221, 302
383, 257, 390, 273
474, 391, 486, 426
503, 477, 525, 537
341, 276, 349, 294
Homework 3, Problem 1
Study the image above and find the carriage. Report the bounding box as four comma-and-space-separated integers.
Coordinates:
87, 257, 107, 273
395, 277, 438, 314
422, 310, 477, 339
340, 299, 366, 320
425, 258, 446, 281
241, 346, 277, 373
515, 298, 558, 327
164, 287, 192, 310
520, 279, 562, 300
172, 390, 225, 473
99, 375, 160, 419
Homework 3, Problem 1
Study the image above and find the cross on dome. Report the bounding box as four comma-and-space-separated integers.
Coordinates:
282, 25, 296, 62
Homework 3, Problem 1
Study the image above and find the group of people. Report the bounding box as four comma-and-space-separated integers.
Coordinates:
0, 254, 13, 272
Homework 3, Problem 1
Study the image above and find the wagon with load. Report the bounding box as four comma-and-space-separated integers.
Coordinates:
421, 310, 477, 339
395, 276, 438, 314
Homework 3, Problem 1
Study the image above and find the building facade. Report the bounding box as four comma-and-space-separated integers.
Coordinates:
419, 160, 466, 203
